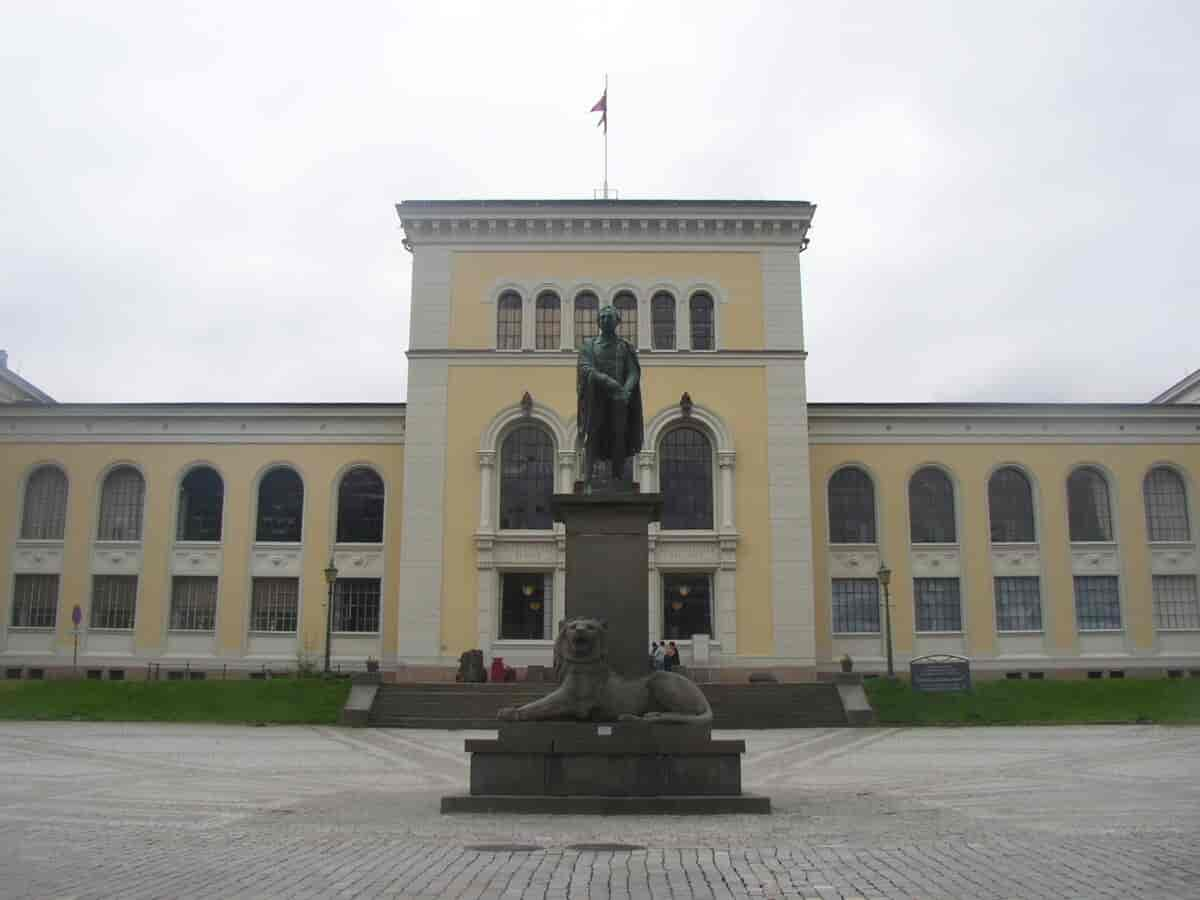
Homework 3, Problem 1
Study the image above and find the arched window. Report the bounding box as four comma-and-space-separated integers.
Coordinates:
97, 467, 145, 541
337, 467, 385, 543
177, 467, 224, 542
1144, 467, 1190, 542
535, 290, 561, 350
689, 292, 715, 350
21, 466, 68, 540
614, 290, 638, 344
1068, 467, 1113, 542
496, 290, 523, 350
256, 467, 304, 542
829, 467, 876, 544
659, 427, 713, 530
651, 292, 675, 350
499, 425, 554, 530
989, 467, 1036, 542
574, 291, 599, 348
909, 467, 956, 543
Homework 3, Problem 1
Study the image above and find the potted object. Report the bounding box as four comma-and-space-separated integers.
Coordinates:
365, 656, 380, 673
839, 653, 854, 674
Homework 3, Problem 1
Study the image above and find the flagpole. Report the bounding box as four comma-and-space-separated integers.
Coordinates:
603, 74, 609, 199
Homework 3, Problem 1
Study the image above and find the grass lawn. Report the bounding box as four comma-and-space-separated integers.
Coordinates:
0, 678, 351, 724
865, 676, 1200, 725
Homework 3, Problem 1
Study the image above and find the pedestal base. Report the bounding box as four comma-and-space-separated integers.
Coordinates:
441, 794, 770, 814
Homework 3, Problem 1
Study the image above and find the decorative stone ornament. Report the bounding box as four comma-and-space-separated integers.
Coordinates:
520, 391, 533, 418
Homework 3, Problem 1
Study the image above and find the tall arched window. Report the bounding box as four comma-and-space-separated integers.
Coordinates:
989, 467, 1036, 542
97, 466, 145, 541
574, 291, 599, 348
829, 467, 876, 544
499, 425, 554, 530
21, 466, 68, 540
1068, 467, 1113, 542
614, 290, 638, 344
177, 467, 224, 542
496, 290, 523, 350
651, 291, 676, 350
256, 467, 304, 542
659, 427, 714, 530
535, 290, 561, 350
909, 467, 956, 543
689, 292, 715, 350
336, 467, 385, 543
1144, 467, 1190, 542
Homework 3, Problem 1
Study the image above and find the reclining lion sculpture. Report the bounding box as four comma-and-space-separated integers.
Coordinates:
497, 617, 713, 725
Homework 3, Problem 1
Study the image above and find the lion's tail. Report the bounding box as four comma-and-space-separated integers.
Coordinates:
650, 707, 713, 726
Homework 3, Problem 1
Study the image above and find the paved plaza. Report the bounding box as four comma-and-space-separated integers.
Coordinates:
1, 723, 1198, 899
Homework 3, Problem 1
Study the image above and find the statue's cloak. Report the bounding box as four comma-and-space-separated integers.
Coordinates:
577, 336, 644, 462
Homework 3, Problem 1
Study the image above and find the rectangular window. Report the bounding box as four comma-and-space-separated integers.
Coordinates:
831, 578, 880, 633
91, 575, 137, 630
535, 296, 561, 349
333, 578, 381, 633
170, 577, 217, 631
994, 576, 1043, 632
574, 294, 599, 349
1074, 575, 1122, 631
499, 572, 552, 640
914, 578, 962, 632
11, 574, 58, 628
1153, 574, 1200, 630
250, 578, 298, 633
662, 573, 713, 640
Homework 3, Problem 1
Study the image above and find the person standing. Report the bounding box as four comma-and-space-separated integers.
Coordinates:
651, 641, 665, 671
665, 641, 679, 672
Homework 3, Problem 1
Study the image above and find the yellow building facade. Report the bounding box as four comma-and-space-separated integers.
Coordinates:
2, 199, 1199, 680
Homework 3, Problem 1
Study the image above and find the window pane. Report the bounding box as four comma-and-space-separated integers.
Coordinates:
832, 578, 880, 633
829, 468, 876, 543
333, 578, 381, 633
662, 573, 712, 640
535, 291, 561, 350
1074, 575, 1121, 630
497, 290, 522, 350
574, 291, 599, 348
614, 291, 638, 344
256, 468, 304, 542
689, 292, 714, 350
170, 576, 217, 631
91, 575, 137, 629
660, 427, 713, 529
651, 292, 675, 350
914, 578, 962, 632
909, 468, 956, 543
995, 576, 1042, 632
1144, 468, 1190, 542
1153, 574, 1200, 629
499, 426, 554, 530
21, 466, 68, 540
250, 578, 298, 632
499, 572, 552, 640
1068, 468, 1113, 542
11, 574, 58, 628
98, 467, 145, 541
989, 467, 1036, 542
336, 468, 385, 543
177, 467, 224, 541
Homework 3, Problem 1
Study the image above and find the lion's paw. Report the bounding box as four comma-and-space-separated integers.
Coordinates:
642, 711, 665, 720
497, 707, 520, 722
617, 713, 642, 722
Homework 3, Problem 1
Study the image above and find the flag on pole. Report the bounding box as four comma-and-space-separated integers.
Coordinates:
591, 90, 607, 133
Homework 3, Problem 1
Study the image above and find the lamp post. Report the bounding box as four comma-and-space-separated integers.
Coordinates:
876, 561, 895, 678
323, 558, 338, 675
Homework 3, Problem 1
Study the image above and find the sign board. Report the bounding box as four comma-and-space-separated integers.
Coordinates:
910, 654, 971, 692
71, 605, 82, 627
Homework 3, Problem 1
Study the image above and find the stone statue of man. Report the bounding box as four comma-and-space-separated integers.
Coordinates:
577, 305, 644, 490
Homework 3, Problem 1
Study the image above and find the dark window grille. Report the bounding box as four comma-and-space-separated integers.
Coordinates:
574, 291, 599, 348
91, 575, 137, 630
662, 573, 713, 640
499, 425, 555, 530
1074, 575, 1121, 630
21, 466, 68, 540
98, 467, 144, 541
1153, 575, 1200, 629
1068, 467, 1113, 542
499, 572, 552, 640
333, 578, 381, 633
829, 467, 876, 544
689, 292, 714, 350
614, 291, 638, 345
250, 578, 298, 632
651, 292, 675, 350
914, 578, 962, 632
535, 291, 561, 350
497, 290, 523, 350
660, 427, 713, 530
11, 574, 58, 628
832, 578, 880, 633
256, 468, 304, 542
909, 467, 956, 543
995, 576, 1042, 632
1144, 467, 1190, 542
177, 467, 224, 541
336, 467, 385, 543
170, 577, 217, 631
988, 467, 1036, 542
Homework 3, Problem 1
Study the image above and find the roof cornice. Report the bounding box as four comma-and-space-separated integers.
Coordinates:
1151, 367, 1200, 404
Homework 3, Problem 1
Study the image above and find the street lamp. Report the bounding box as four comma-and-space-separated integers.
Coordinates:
876, 560, 895, 678
323, 558, 339, 674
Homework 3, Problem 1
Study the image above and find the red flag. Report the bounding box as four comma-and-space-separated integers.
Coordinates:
590, 91, 607, 133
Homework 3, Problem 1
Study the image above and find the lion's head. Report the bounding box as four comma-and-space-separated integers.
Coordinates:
555, 617, 608, 665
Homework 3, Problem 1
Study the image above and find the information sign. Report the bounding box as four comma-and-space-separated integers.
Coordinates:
910, 654, 971, 692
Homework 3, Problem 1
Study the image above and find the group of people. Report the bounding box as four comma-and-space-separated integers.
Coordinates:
650, 640, 680, 672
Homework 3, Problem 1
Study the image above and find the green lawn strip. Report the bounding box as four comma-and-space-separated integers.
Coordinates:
864, 677, 1200, 725
0, 678, 351, 724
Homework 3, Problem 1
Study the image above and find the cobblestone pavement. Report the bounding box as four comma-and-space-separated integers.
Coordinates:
1, 723, 1198, 899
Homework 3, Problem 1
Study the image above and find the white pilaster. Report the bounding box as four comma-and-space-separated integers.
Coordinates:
478, 452, 495, 530
718, 450, 736, 532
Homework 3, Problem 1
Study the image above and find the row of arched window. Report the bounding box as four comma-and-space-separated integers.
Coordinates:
18, 464, 386, 545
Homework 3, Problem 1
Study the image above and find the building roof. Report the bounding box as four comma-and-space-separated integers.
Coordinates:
0, 350, 54, 403
1151, 367, 1200, 404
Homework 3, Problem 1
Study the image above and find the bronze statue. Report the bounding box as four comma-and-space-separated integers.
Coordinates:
577, 305, 644, 490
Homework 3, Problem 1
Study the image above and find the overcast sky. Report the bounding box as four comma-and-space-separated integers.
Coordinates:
3, 1, 1198, 405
